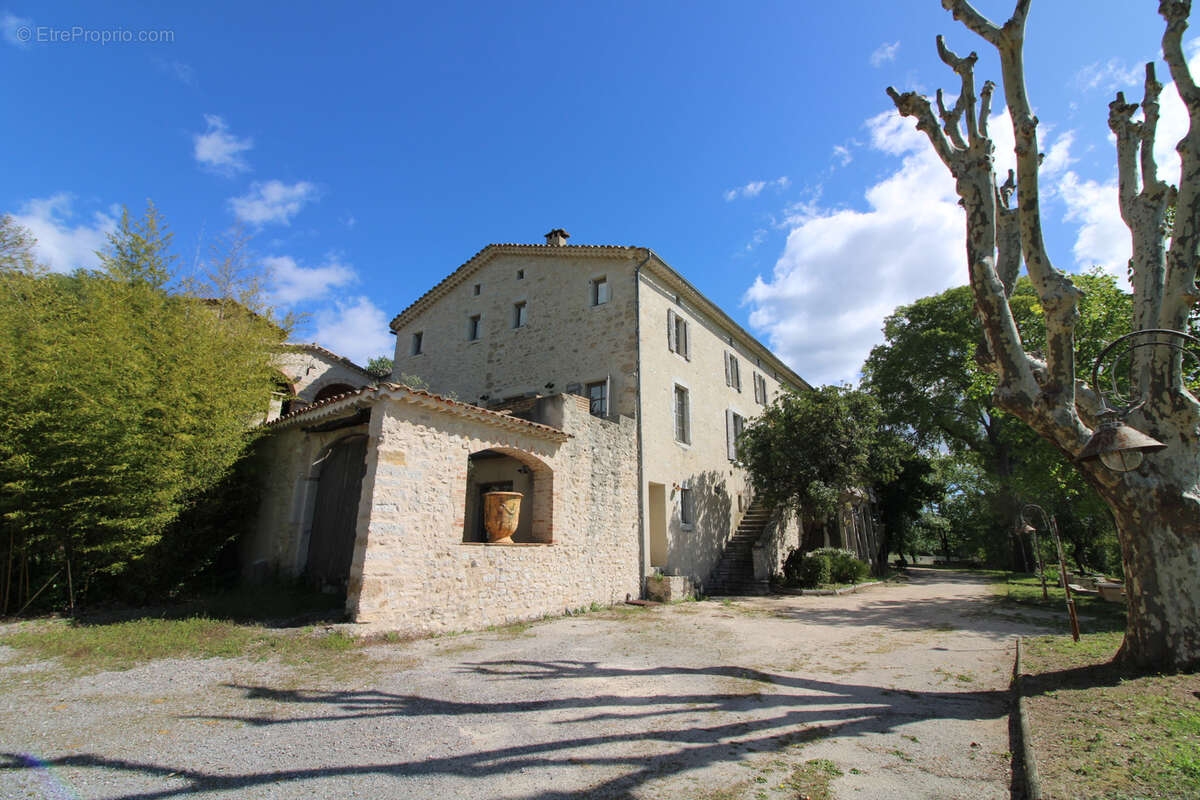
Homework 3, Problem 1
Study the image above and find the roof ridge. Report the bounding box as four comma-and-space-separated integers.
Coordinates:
388, 242, 641, 329
265, 382, 571, 439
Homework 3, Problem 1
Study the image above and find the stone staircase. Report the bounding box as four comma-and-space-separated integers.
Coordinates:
705, 499, 772, 596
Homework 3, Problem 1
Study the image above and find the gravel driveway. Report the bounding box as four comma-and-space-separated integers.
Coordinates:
0, 568, 1061, 799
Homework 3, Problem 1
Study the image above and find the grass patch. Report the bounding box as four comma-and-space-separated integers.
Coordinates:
1021, 631, 1200, 800
991, 572, 1127, 633
781, 759, 842, 799
1, 616, 366, 675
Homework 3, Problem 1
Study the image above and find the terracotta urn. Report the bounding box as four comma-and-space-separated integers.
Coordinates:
483, 491, 523, 543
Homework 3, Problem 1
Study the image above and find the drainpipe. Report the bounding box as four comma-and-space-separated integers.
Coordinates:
633, 247, 654, 599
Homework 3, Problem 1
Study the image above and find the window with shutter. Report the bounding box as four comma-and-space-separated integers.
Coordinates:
674, 385, 690, 444
726, 409, 744, 460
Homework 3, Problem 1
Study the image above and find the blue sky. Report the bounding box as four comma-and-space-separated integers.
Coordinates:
1, 2, 1185, 384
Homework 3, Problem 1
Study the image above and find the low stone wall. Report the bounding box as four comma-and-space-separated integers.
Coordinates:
348, 393, 641, 634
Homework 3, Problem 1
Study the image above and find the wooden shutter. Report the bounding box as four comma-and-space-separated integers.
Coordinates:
604, 374, 612, 416
667, 309, 677, 352
673, 386, 680, 440
726, 408, 736, 460
682, 320, 690, 360
723, 351, 731, 386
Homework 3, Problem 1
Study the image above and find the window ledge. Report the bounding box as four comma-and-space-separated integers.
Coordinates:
680, 524, 694, 531
459, 541, 554, 547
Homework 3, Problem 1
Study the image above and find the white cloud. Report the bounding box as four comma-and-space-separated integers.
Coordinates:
229, 180, 317, 226
2, 12, 31, 48
832, 145, 852, 167
9, 194, 116, 272
1073, 58, 1144, 93
312, 296, 393, 365
1058, 173, 1128, 277
724, 176, 789, 202
264, 254, 355, 306
870, 41, 900, 68
744, 110, 966, 386
1041, 130, 1076, 179
193, 115, 252, 175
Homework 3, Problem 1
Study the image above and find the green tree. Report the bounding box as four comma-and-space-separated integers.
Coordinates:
0, 206, 287, 612
863, 273, 1129, 568
871, 435, 944, 569
366, 356, 393, 379
737, 385, 887, 520
889, 2, 1200, 668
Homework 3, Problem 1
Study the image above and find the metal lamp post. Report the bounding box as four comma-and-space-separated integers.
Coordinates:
1022, 502, 1080, 642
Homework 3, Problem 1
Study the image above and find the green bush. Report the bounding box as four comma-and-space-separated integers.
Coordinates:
811, 547, 870, 584
782, 550, 832, 588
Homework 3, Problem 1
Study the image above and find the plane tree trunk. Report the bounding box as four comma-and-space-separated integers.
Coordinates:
888, 0, 1200, 671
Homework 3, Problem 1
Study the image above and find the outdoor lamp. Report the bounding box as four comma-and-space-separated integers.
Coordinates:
1075, 408, 1166, 473
1075, 329, 1197, 472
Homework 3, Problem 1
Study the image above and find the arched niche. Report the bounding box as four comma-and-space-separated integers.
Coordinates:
462, 447, 554, 544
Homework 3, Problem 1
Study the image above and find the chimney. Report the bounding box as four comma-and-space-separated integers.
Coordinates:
544, 228, 570, 246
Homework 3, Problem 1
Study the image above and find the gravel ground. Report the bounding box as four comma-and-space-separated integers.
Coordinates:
0, 568, 1063, 799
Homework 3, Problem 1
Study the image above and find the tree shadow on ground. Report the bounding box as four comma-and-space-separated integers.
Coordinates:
0, 659, 1013, 800
761, 567, 1101, 640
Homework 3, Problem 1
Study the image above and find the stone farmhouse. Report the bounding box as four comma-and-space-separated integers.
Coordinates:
245, 230, 878, 635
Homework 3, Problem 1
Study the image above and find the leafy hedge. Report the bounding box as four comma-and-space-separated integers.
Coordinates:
0, 209, 286, 612
783, 547, 870, 588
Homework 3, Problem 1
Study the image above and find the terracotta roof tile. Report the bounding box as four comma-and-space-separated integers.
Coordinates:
264, 382, 571, 440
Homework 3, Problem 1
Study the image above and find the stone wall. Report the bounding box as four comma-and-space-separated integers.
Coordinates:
390, 248, 642, 416
274, 346, 374, 403
345, 392, 641, 634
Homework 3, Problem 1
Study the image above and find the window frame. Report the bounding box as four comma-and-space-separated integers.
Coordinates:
724, 350, 742, 391
753, 372, 767, 404
411, 331, 423, 356
467, 314, 482, 341
513, 301, 527, 329
667, 309, 690, 360
726, 408, 745, 461
680, 484, 695, 529
585, 378, 609, 417
673, 383, 691, 445
591, 275, 610, 307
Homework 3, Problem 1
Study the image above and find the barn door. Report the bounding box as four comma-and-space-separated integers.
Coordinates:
306, 435, 368, 590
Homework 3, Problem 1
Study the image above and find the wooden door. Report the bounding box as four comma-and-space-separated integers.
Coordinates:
306, 435, 368, 590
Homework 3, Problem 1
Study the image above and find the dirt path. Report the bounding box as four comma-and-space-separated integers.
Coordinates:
0, 568, 1063, 799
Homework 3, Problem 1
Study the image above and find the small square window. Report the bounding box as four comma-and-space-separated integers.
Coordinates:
517, 269, 525, 280
473, 283, 481, 296
591, 276, 609, 306
411, 331, 423, 355
513, 301, 527, 328
468, 314, 481, 341
586, 379, 608, 417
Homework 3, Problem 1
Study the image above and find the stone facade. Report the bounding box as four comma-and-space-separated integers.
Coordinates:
248, 387, 640, 634
389, 237, 807, 591
267, 344, 376, 421
248, 232, 825, 635
391, 248, 642, 416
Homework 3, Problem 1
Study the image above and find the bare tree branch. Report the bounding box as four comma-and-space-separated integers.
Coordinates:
995, 169, 1020, 296
945, 0, 1084, 426
1159, 0, 1200, 341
